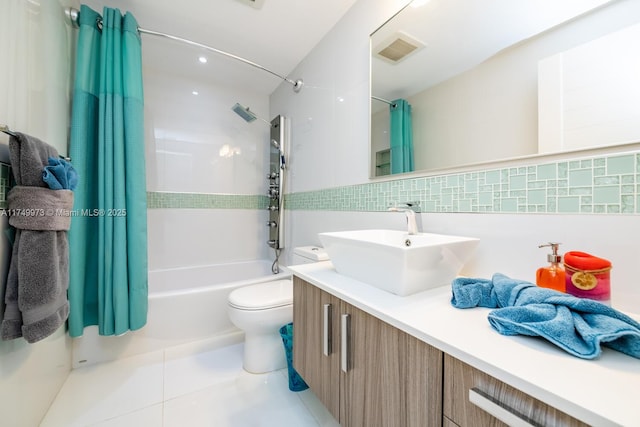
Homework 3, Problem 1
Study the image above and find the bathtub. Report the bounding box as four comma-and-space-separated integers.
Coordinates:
72, 260, 291, 367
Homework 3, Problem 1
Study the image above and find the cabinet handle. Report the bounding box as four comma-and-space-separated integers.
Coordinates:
341, 313, 350, 372
323, 303, 332, 356
469, 388, 535, 427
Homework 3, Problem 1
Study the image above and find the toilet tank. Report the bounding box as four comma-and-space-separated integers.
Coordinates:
292, 246, 329, 265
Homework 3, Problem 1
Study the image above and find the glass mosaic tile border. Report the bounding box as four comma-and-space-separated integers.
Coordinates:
147, 191, 269, 210
142, 151, 639, 214
285, 151, 640, 214
0, 151, 636, 214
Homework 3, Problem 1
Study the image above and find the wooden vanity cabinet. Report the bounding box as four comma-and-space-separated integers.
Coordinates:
443, 354, 589, 427
293, 277, 443, 427
292, 277, 341, 417
293, 276, 602, 427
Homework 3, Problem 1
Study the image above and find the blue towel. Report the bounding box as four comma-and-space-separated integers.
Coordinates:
451, 273, 640, 360
43, 157, 78, 190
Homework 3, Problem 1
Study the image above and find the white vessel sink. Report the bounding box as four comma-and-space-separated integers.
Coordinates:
318, 229, 479, 296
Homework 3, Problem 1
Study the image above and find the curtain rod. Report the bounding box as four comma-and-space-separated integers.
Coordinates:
65, 7, 303, 93
371, 96, 397, 108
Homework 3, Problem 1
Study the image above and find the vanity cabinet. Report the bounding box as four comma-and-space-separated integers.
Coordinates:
443, 354, 589, 427
293, 277, 443, 427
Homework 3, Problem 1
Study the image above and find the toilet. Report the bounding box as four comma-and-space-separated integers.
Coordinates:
227, 246, 329, 373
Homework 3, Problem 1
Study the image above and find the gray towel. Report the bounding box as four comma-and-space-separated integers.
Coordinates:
1, 133, 71, 343
7, 187, 73, 230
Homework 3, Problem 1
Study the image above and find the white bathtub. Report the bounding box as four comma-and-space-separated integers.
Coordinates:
72, 260, 291, 367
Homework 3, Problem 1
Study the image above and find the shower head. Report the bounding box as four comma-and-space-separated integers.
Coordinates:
232, 103, 257, 123
270, 139, 280, 149
232, 103, 273, 126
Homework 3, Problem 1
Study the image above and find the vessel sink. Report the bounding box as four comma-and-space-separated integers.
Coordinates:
318, 229, 479, 296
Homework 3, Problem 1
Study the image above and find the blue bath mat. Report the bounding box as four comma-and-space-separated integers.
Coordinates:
279, 323, 309, 392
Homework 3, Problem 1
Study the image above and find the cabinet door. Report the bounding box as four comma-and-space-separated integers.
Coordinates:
292, 277, 341, 419
340, 301, 443, 427
405, 334, 443, 427
443, 354, 589, 427
340, 301, 405, 427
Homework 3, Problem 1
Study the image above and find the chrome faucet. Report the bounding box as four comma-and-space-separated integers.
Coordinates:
388, 202, 421, 235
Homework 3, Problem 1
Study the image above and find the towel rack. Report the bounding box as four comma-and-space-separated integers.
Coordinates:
0, 124, 72, 162
0, 124, 17, 137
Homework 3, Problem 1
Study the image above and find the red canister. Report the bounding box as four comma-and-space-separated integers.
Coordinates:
563, 251, 612, 302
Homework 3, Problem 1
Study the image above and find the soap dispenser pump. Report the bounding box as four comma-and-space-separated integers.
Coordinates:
536, 242, 565, 292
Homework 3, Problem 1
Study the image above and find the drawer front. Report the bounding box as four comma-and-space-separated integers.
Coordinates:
443, 354, 589, 427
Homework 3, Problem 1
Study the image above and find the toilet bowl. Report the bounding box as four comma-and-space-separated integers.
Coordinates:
227, 246, 328, 373
228, 279, 293, 373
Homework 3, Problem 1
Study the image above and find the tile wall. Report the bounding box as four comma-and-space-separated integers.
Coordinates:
143, 150, 640, 216
2, 154, 634, 215
147, 192, 268, 210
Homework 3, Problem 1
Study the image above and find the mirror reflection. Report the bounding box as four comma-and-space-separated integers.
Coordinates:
371, 0, 640, 177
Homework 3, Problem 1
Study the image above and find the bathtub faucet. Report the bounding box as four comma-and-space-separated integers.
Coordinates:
388, 201, 421, 235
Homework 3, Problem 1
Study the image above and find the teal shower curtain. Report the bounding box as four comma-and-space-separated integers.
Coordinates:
68, 5, 148, 337
390, 99, 414, 174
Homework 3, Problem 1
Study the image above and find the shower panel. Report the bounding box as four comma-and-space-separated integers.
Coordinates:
267, 115, 285, 251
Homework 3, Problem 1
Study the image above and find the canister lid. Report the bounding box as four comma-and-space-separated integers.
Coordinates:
228, 279, 292, 310
293, 246, 329, 261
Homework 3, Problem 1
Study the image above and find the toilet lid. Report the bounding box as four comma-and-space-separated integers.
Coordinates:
228, 279, 293, 310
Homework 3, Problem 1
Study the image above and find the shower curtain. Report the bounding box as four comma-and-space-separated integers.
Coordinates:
390, 99, 414, 174
68, 5, 148, 337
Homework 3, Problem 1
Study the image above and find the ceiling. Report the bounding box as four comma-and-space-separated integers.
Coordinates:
371, 0, 613, 113
82, 0, 359, 95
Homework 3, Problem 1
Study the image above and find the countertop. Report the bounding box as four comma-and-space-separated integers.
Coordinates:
289, 261, 640, 427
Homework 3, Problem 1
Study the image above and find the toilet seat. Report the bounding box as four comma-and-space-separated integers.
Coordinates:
228, 279, 293, 310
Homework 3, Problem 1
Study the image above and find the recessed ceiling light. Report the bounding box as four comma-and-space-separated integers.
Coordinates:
198, 56, 207, 64
192, 91, 199, 95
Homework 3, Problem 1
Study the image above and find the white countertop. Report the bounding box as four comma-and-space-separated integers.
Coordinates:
290, 261, 640, 427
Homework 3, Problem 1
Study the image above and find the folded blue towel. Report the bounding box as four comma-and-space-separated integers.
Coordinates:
451, 273, 640, 360
43, 157, 78, 190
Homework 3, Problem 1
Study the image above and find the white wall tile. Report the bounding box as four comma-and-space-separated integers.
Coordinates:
144, 71, 270, 195
270, 0, 409, 192
147, 209, 271, 270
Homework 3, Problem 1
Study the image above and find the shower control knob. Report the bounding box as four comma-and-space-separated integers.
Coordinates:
267, 221, 277, 228
268, 188, 279, 198
267, 206, 278, 211
267, 172, 279, 179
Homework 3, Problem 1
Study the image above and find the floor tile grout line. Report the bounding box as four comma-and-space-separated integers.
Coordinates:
84, 403, 163, 427
49, 342, 327, 426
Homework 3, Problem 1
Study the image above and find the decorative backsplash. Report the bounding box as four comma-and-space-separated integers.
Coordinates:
147, 192, 268, 210
145, 151, 640, 214
286, 152, 640, 214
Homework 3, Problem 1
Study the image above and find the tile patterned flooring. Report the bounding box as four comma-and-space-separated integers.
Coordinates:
40, 341, 339, 427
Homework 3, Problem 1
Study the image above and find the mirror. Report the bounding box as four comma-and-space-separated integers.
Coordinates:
370, 0, 640, 177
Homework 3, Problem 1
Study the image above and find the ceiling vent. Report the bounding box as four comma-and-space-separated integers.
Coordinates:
235, 0, 265, 9
374, 32, 425, 64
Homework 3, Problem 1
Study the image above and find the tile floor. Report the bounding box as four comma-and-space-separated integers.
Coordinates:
40, 340, 340, 427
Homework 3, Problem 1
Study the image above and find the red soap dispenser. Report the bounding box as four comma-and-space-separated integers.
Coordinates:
536, 242, 565, 292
